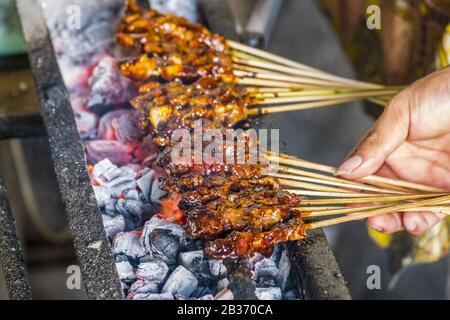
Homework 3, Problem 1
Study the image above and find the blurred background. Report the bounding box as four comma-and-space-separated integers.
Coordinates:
0, 0, 448, 299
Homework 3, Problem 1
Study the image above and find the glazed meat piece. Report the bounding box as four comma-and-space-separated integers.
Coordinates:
179, 188, 300, 210
117, 1, 234, 83
204, 217, 306, 259
130, 80, 249, 135
186, 205, 298, 240
159, 171, 275, 193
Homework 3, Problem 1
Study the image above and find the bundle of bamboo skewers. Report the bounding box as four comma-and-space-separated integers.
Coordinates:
228, 40, 401, 114
264, 152, 450, 231
117, 2, 448, 256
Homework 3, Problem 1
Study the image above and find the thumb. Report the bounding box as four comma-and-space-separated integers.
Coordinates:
336, 95, 410, 179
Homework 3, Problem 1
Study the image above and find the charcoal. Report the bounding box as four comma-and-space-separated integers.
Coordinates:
217, 278, 229, 291
136, 170, 156, 203
113, 232, 146, 259
87, 56, 135, 111
149, 229, 181, 265
93, 158, 115, 178
208, 259, 227, 278
254, 287, 282, 301
256, 277, 277, 288
104, 199, 118, 217
102, 214, 125, 238
94, 186, 112, 207
270, 244, 284, 265
215, 289, 234, 300
127, 279, 159, 297
276, 249, 291, 291
75, 111, 98, 139
98, 109, 142, 144
114, 110, 142, 144
121, 281, 130, 295
141, 216, 186, 250
150, 179, 166, 205
125, 189, 140, 201
136, 260, 169, 284
115, 199, 145, 229
179, 250, 204, 274
283, 290, 298, 300
162, 266, 198, 297
115, 254, 128, 263
191, 286, 214, 298
116, 261, 136, 282
254, 258, 278, 280
86, 140, 134, 166
130, 292, 175, 300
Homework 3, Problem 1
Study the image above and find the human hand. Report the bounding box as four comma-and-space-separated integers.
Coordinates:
337, 67, 450, 235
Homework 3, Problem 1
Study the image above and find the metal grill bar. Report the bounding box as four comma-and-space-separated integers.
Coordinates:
0, 175, 32, 300
16, 0, 123, 300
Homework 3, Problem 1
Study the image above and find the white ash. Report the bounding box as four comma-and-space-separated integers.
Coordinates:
136, 260, 169, 284
179, 250, 205, 275
254, 259, 278, 280
129, 292, 174, 301
217, 278, 229, 292
113, 231, 146, 259
208, 259, 227, 278
141, 215, 186, 249
255, 287, 282, 301
102, 214, 125, 240
75, 111, 98, 139
93, 159, 159, 232
162, 265, 198, 297
87, 55, 135, 111
127, 279, 159, 297
137, 170, 165, 205
276, 250, 291, 291
250, 246, 297, 300
116, 261, 136, 282
147, 229, 181, 266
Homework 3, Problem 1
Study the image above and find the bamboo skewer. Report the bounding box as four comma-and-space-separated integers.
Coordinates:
306, 194, 450, 230
254, 98, 357, 114
234, 70, 375, 88
292, 192, 447, 205
267, 153, 446, 193
270, 169, 405, 195
232, 57, 383, 89
228, 41, 379, 88
228, 40, 397, 93
277, 178, 363, 194
251, 90, 398, 105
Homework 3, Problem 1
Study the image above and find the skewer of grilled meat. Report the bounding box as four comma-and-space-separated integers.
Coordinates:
160, 171, 276, 194
186, 203, 300, 240
118, 0, 229, 58
204, 216, 306, 259
130, 80, 249, 135
119, 51, 234, 83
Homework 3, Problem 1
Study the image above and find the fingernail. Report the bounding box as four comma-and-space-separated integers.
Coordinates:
336, 155, 363, 175
371, 224, 384, 233
404, 218, 417, 233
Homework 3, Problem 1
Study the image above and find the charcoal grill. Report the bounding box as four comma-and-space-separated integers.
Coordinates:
0, 0, 351, 300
